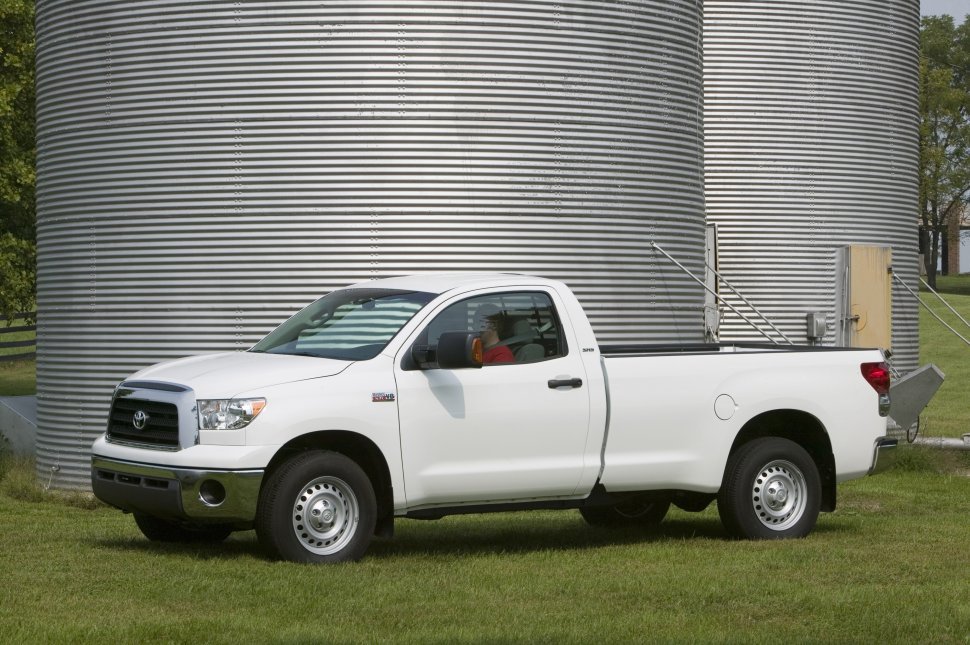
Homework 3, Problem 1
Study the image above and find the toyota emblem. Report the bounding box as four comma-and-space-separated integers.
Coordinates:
132, 410, 149, 430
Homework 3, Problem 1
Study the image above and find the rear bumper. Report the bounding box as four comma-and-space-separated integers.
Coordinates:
91, 456, 263, 525
868, 437, 898, 475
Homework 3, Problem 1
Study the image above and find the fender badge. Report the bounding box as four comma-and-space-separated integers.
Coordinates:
372, 392, 396, 403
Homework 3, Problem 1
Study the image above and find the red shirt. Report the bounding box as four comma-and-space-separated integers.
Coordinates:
483, 344, 514, 364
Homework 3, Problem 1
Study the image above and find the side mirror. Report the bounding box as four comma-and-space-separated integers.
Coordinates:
408, 332, 484, 370
435, 332, 484, 369
405, 331, 485, 370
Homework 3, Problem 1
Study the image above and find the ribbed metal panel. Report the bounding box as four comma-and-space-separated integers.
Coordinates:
704, 1, 920, 373
35, 1, 706, 488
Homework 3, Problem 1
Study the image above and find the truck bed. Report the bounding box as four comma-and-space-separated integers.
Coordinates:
599, 342, 878, 357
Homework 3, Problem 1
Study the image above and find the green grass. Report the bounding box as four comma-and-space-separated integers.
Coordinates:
918, 275, 970, 438
0, 359, 35, 396
934, 274, 970, 296
1, 450, 969, 643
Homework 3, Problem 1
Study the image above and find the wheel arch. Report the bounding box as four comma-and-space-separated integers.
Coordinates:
264, 430, 394, 537
728, 409, 836, 512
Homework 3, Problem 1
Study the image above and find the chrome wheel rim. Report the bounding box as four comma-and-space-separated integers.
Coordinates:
292, 476, 359, 555
751, 459, 807, 531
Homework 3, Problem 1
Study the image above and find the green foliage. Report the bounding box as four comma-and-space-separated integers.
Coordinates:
919, 15, 970, 288
0, 232, 35, 323
0, 0, 35, 241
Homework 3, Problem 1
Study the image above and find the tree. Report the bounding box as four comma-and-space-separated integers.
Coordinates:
0, 232, 34, 323
0, 0, 35, 242
920, 15, 970, 287
0, 0, 35, 322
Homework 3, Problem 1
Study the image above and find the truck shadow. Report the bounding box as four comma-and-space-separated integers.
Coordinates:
93, 513, 853, 561
368, 517, 729, 559
370, 513, 853, 559
94, 535, 265, 561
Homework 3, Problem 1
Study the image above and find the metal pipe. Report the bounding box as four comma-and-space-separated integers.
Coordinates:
913, 436, 970, 451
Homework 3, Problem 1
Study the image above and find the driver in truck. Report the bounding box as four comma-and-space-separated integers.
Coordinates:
476, 305, 514, 364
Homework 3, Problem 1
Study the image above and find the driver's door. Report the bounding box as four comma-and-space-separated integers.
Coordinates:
394, 289, 592, 508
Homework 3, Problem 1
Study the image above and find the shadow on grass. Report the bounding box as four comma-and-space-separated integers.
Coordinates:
92, 512, 856, 562
94, 533, 264, 561
368, 516, 724, 559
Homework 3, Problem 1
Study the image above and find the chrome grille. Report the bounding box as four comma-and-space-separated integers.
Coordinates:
106, 398, 180, 449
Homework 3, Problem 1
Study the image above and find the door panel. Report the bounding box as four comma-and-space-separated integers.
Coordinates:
394, 289, 591, 507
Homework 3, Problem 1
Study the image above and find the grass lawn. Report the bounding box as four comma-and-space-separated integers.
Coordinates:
918, 275, 970, 438
0, 359, 35, 396
1, 449, 969, 643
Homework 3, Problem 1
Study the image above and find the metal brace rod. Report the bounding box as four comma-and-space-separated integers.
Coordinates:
650, 242, 783, 345
919, 277, 970, 331
703, 261, 795, 344
893, 273, 970, 347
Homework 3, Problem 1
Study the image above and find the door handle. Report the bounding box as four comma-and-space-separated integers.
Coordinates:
548, 378, 583, 389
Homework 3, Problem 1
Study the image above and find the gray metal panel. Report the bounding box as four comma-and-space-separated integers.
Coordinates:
703, 1, 920, 373
35, 0, 706, 488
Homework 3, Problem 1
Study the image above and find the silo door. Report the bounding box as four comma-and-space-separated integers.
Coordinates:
839, 245, 892, 349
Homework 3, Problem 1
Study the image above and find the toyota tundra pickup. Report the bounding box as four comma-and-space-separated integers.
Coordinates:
91, 273, 896, 562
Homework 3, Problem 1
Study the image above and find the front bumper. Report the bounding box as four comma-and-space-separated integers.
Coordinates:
92, 456, 264, 526
868, 437, 898, 475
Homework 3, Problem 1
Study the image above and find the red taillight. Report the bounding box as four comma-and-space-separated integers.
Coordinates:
861, 362, 890, 395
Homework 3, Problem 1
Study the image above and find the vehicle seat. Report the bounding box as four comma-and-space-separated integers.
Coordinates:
514, 342, 545, 362
506, 320, 544, 362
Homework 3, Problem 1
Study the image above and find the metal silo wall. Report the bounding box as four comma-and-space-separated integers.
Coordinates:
35, 1, 706, 488
704, 1, 920, 372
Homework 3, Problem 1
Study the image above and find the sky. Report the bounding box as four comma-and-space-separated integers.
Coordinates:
921, 0, 969, 22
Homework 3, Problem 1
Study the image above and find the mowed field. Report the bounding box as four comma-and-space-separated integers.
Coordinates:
919, 275, 970, 438
1, 449, 970, 643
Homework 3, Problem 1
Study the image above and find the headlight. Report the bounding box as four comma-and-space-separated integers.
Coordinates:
197, 398, 266, 430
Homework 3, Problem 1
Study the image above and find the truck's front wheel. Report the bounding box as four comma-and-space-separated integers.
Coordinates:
718, 437, 821, 539
256, 451, 376, 563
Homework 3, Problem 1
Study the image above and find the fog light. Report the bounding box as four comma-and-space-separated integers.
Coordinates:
199, 479, 226, 507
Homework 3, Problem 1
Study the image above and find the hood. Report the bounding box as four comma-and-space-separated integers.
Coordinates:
128, 351, 352, 398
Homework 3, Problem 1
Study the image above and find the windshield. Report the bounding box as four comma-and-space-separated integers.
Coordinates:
251, 288, 436, 360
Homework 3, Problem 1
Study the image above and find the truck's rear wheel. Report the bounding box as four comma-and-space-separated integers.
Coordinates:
580, 497, 670, 527
133, 513, 232, 543
256, 450, 376, 563
718, 437, 820, 539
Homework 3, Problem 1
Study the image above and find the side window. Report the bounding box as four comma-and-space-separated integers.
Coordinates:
422, 291, 566, 365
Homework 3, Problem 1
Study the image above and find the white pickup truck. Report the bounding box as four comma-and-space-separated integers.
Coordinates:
91, 274, 896, 563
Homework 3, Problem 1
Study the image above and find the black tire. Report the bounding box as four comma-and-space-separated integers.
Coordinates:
133, 513, 233, 543
718, 437, 821, 539
579, 497, 670, 527
255, 450, 376, 563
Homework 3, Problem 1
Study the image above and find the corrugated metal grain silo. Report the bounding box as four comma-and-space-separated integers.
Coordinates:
35, 0, 706, 487
703, 0, 920, 373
